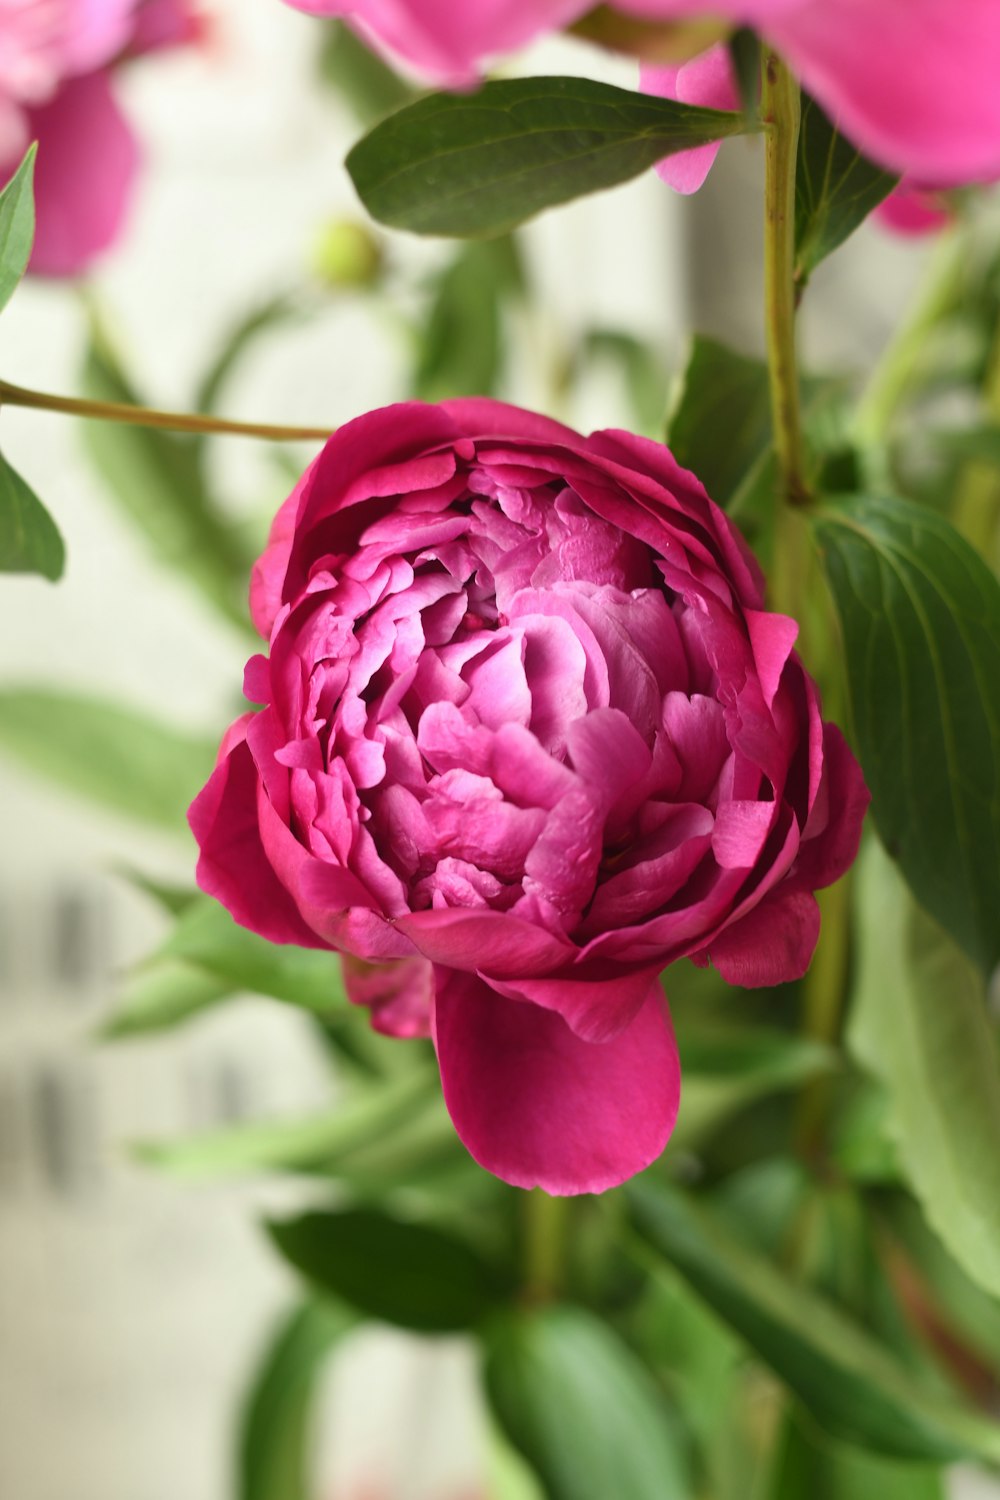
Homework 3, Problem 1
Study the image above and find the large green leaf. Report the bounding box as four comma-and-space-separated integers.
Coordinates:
767, 1410, 945, 1500
813, 494, 1000, 973
0, 145, 36, 314
347, 77, 750, 238
484, 1304, 689, 1500
627, 1178, 1000, 1462
268, 1206, 513, 1332
849, 840, 1000, 1301
794, 95, 897, 288
0, 687, 215, 831
161, 896, 346, 1012
239, 1299, 355, 1500
0, 450, 64, 580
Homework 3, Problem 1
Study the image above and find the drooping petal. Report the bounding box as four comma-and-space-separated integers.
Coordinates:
433, 969, 680, 1194
693, 884, 821, 986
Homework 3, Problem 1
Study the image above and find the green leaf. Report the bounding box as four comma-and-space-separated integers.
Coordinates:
101, 959, 232, 1039
627, 1178, 1000, 1463
848, 840, 1000, 1301
666, 335, 772, 508
882, 1192, 1000, 1384
134, 1068, 439, 1179
347, 77, 750, 238
319, 19, 416, 127
195, 289, 308, 416
81, 328, 254, 630
794, 95, 897, 288
483, 1304, 689, 1500
0, 145, 36, 314
931, 422, 1000, 467
580, 330, 668, 437
767, 1409, 945, 1500
727, 29, 761, 120
161, 896, 346, 1011
414, 236, 524, 401
268, 1206, 513, 1332
238, 1299, 356, 1500
0, 449, 64, 580
0, 687, 215, 831
813, 494, 1000, 973
673, 1022, 835, 1149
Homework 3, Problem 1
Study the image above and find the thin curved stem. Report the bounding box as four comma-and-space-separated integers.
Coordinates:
761, 48, 808, 506
0, 377, 333, 443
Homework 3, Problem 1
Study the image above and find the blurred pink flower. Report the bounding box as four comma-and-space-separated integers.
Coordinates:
190, 400, 868, 1196
874, 182, 954, 238
284, 0, 1000, 184
0, 0, 201, 276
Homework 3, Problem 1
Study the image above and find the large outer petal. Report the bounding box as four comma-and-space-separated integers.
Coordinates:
433, 970, 680, 1194
762, 0, 1000, 183
24, 71, 139, 276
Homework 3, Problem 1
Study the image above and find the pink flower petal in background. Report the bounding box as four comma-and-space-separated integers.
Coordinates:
875, 182, 953, 238
24, 68, 140, 276
641, 44, 739, 194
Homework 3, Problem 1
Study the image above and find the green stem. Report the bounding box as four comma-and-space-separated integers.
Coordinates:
952, 315, 1000, 559
853, 229, 965, 452
522, 1189, 568, 1303
795, 872, 853, 1159
761, 48, 808, 507
0, 377, 333, 443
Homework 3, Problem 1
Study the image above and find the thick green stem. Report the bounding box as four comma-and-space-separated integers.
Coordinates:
0, 377, 332, 443
522, 1189, 568, 1303
761, 48, 808, 507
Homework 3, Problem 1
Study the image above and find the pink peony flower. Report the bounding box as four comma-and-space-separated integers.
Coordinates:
0, 0, 200, 276
285, 0, 1000, 185
190, 400, 868, 1195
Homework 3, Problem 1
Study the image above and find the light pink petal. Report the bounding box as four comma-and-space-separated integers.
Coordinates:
642, 44, 739, 194
765, 0, 1000, 183
712, 798, 778, 870
694, 885, 821, 987
287, 0, 587, 85
875, 183, 952, 237
26, 71, 139, 277
433, 970, 680, 1194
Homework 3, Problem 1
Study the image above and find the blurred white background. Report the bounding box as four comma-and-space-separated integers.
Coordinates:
0, 4, 964, 1498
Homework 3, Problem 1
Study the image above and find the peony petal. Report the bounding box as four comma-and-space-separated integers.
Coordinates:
487, 963, 663, 1044
26, 71, 140, 277
189, 719, 329, 949
433, 969, 680, 1193
694, 885, 821, 987
342, 952, 434, 1037
794, 724, 871, 889
642, 45, 739, 194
